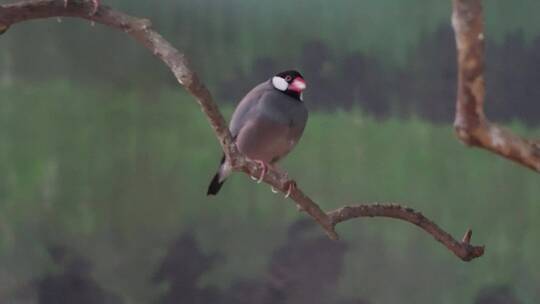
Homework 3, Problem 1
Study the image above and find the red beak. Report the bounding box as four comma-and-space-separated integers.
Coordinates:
289, 77, 306, 93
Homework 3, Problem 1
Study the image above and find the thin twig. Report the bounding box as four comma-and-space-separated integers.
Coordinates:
328, 204, 484, 261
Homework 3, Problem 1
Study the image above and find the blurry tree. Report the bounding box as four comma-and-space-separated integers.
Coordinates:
218, 57, 277, 103
474, 285, 522, 304
222, 219, 370, 304
408, 25, 456, 123
340, 51, 390, 116
263, 219, 348, 304
485, 31, 528, 123
152, 233, 221, 304
38, 244, 124, 304
299, 40, 336, 109
3, 0, 540, 127
486, 30, 540, 126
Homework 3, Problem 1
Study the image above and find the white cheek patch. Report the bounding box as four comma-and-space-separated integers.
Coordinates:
272, 76, 288, 91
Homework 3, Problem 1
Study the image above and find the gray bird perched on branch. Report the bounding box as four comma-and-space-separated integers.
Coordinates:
207, 70, 308, 196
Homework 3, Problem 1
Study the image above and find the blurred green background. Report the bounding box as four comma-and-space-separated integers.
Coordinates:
1, 0, 539, 303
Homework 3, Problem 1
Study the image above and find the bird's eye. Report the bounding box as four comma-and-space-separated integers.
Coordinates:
285, 75, 292, 82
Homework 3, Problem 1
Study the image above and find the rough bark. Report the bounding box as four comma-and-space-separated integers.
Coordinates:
452, 0, 540, 172
0, 0, 484, 261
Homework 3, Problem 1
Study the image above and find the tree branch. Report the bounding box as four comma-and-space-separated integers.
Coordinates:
328, 204, 484, 261
452, 0, 540, 172
0, 0, 484, 261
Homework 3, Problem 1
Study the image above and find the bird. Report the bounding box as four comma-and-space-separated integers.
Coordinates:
207, 70, 308, 196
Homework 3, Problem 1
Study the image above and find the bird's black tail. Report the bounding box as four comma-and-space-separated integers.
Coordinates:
207, 172, 225, 195
207, 154, 226, 196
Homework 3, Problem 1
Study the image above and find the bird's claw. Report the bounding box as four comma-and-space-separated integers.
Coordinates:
284, 180, 296, 199
249, 160, 268, 184
248, 160, 294, 198
255, 160, 268, 183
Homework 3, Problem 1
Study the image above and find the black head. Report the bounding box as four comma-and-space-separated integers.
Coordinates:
271, 70, 307, 100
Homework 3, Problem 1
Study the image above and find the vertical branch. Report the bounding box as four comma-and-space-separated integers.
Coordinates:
452, 0, 540, 172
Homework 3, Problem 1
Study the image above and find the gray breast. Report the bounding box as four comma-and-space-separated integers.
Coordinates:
259, 90, 308, 128
232, 87, 308, 163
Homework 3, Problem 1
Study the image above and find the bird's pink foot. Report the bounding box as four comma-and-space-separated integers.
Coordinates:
64, 0, 68, 8
249, 160, 268, 184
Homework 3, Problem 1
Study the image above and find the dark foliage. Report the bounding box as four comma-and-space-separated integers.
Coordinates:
406, 25, 457, 123
262, 219, 348, 304
215, 26, 540, 126
152, 222, 369, 304
474, 285, 522, 304
152, 233, 221, 304
37, 245, 124, 304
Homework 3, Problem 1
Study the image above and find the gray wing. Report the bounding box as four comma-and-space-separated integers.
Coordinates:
229, 81, 272, 138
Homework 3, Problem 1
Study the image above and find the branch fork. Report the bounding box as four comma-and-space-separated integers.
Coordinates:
452, 0, 540, 172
